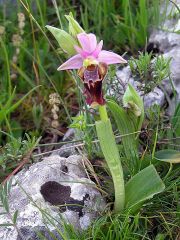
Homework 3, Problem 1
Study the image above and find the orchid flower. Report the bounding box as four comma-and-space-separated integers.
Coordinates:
58, 32, 127, 70
58, 32, 127, 106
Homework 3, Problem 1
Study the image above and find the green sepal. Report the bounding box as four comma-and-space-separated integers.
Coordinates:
65, 12, 84, 37
46, 25, 78, 55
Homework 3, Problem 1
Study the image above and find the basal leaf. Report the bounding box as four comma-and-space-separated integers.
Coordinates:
125, 165, 165, 212
154, 150, 180, 163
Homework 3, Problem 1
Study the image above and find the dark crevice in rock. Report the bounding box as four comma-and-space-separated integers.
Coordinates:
146, 42, 161, 54
40, 181, 90, 217
66, 193, 90, 217
61, 165, 68, 173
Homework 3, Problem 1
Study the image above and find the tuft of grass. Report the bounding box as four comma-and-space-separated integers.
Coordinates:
77, 0, 165, 53
0, 0, 78, 147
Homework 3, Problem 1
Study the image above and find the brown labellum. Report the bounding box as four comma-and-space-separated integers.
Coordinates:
78, 63, 107, 106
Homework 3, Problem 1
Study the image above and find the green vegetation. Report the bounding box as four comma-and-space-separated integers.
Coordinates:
0, 0, 179, 239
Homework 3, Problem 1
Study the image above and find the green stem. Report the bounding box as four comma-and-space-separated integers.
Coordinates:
96, 104, 125, 213
99, 105, 108, 121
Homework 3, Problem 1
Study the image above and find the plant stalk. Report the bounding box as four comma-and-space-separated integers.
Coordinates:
99, 105, 108, 121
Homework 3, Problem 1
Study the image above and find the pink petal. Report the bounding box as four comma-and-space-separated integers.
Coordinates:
57, 54, 83, 70
77, 33, 97, 53
74, 45, 89, 58
98, 50, 127, 65
92, 40, 103, 58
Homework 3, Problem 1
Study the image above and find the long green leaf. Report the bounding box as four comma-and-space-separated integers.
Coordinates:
0, 212, 7, 215
125, 165, 165, 212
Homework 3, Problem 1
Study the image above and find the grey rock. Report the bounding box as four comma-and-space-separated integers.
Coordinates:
143, 87, 165, 109
161, 47, 180, 99
63, 128, 75, 141
148, 28, 180, 54
149, 0, 180, 53
53, 142, 78, 158
0, 155, 105, 240
16, 226, 62, 240
108, 66, 141, 100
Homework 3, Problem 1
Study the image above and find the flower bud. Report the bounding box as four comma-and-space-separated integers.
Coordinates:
52, 105, 59, 112
123, 84, 144, 130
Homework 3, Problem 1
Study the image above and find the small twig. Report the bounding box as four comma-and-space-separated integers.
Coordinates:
33, 130, 142, 158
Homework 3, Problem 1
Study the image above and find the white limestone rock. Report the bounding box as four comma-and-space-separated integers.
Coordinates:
0, 155, 105, 240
